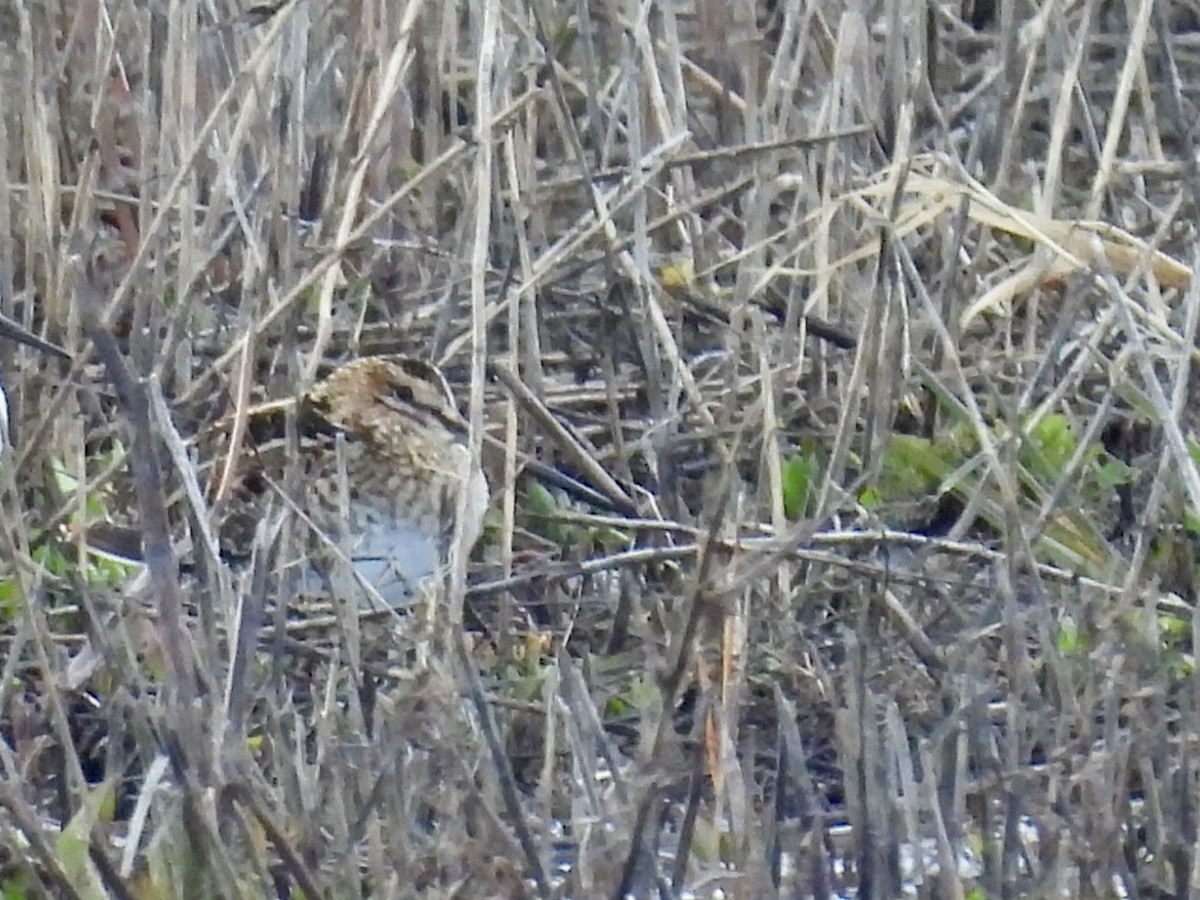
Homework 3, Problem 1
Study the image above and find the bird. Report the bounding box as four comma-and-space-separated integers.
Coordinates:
72, 354, 488, 612
217, 354, 489, 612
66, 355, 488, 693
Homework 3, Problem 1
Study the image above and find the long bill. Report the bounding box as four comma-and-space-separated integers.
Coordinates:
0, 313, 71, 361
0, 313, 71, 452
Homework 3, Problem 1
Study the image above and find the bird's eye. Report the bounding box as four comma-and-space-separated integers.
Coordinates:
395, 357, 435, 382
388, 380, 417, 406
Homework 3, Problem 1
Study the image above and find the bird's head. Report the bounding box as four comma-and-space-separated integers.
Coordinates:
303, 355, 468, 451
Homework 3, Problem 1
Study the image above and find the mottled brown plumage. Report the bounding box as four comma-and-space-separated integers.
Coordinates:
67, 355, 486, 691
228, 356, 487, 608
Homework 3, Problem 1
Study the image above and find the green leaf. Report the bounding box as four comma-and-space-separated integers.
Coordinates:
858, 486, 881, 509
1159, 612, 1190, 642
1094, 456, 1135, 492
1, 875, 33, 899
1184, 511, 1200, 538
1030, 413, 1077, 469
58, 782, 117, 899
1056, 617, 1086, 656
876, 433, 958, 500
523, 482, 577, 545
781, 452, 820, 520
0, 579, 18, 618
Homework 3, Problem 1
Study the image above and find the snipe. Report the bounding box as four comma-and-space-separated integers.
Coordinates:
68, 355, 487, 689
224, 355, 489, 610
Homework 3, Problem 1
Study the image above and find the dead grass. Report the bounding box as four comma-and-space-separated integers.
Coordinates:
1, 0, 1200, 897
